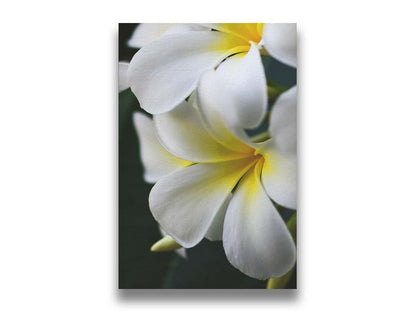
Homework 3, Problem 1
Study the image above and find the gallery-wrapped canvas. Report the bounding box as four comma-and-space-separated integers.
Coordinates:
119, 23, 297, 289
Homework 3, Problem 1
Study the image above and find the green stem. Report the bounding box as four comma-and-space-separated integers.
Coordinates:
266, 267, 295, 289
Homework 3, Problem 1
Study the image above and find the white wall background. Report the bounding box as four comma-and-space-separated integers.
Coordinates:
1, 0, 415, 311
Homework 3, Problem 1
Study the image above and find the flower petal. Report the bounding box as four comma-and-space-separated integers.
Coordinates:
128, 23, 208, 48
149, 157, 256, 248
195, 45, 267, 152
260, 88, 298, 208
270, 86, 297, 157
223, 160, 296, 279
196, 73, 253, 152
132, 112, 192, 183
128, 31, 249, 114
205, 194, 231, 241
164, 23, 209, 35
204, 43, 267, 129
262, 23, 297, 67
203, 23, 263, 44
154, 100, 252, 163
118, 62, 129, 91
259, 140, 297, 209
159, 227, 187, 258
128, 23, 172, 48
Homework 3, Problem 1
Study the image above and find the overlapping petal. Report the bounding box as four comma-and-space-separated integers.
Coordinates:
149, 157, 256, 248
164, 23, 208, 35
159, 227, 187, 258
223, 160, 296, 279
262, 23, 297, 67
196, 72, 252, 152
202, 23, 263, 44
255, 87, 297, 209
260, 140, 297, 209
128, 23, 172, 48
154, 100, 252, 162
200, 43, 267, 130
118, 62, 129, 91
270, 87, 297, 157
128, 31, 249, 114
196, 44, 268, 152
132, 113, 192, 183
128, 23, 209, 48
205, 194, 231, 241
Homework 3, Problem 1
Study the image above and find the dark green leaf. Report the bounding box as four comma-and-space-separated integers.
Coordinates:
163, 239, 267, 289
118, 89, 174, 288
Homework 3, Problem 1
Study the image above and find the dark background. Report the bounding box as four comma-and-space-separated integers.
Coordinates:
118, 23, 296, 289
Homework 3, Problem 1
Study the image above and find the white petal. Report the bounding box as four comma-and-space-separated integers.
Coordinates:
149, 157, 256, 248
132, 112, 191, 183
205, 194, 231, 241
270, 87, 297, 157
196, 73, 254, 152
159, 227, 187, 258
127, 23, 171, 48
163, 23, 209, 35
128, 31, 249, 114
262, 23, 297, 67
118, 62, 129, 91
223, 161, 296, 279
204, 43, 267, 129
259, 140, 297, 209
202, 23, 262, 44
154, 100, 253, 163
128, 23, 209, 48
196, 51, 267, 153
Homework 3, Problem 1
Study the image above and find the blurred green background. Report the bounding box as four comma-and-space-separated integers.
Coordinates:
118, 24, 297, 289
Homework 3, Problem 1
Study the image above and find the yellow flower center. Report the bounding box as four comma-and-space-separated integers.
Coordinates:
210, 23, 266, 58
234, 147, 266, 183
214, 23, 265, 45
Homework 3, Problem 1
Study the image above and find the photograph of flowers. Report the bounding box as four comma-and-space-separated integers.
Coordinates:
118, 23, 297, 289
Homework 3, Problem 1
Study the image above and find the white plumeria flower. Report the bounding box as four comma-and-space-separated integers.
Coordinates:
127, 23, 296, 130
119, 24, 207, 92
133, 73, 297, 279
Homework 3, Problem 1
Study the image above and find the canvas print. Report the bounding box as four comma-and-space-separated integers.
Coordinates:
119, 23, 297, 289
